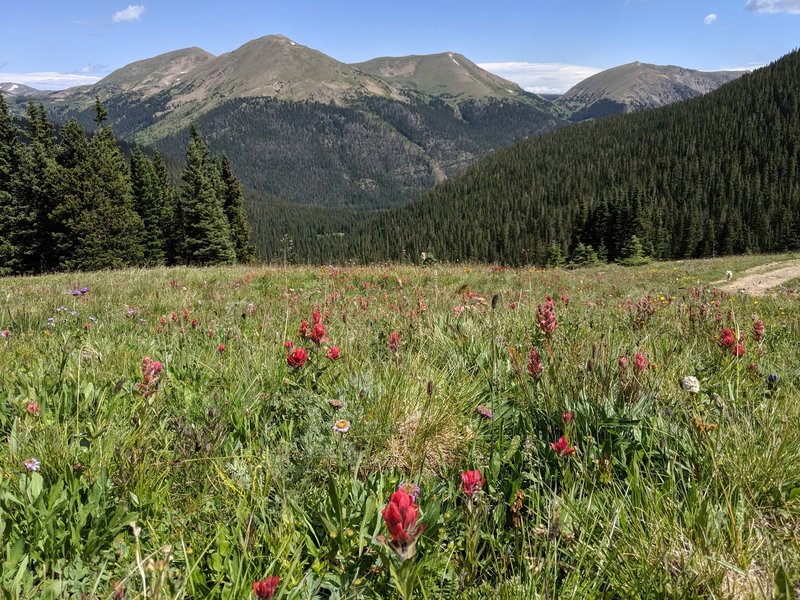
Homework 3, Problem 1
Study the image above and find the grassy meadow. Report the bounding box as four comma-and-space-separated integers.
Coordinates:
1, 255, 799, 599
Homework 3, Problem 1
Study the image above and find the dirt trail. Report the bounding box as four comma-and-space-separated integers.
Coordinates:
719, 260, 800, 295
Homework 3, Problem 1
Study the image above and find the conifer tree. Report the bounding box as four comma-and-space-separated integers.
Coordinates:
130, 147, 166, 265
179, 124, 235, 265
220, 155, 256, 262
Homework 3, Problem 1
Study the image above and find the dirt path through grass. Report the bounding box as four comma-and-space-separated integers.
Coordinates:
719, 259, 800, 295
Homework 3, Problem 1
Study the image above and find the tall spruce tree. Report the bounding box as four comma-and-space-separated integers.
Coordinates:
130, 147, 166, 265
180, 124, 235, 265
0, 94, 25, 274
220, 155, 256, 263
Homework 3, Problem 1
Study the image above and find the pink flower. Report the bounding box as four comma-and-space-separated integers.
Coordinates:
326, 346, 341, 360
284, 340, 294, 349
633, 352, 648, 373
299, 319, 311, 339
563, 411, 574, 423
252, 576, 280, 599
191, 318, 199, 329
287, 346, 308, 368
26, 402, 40, 416
733, 343, 746, 357
388, 330, 401, 352
618, 355, 629, 371
217, 343, 225, 353
536, 296, 558, 336
527, 348, 544, 378
550, 436, 576, 457
1, 328, 10, 338
461, 469, 485, 497
312, 308, 322, 325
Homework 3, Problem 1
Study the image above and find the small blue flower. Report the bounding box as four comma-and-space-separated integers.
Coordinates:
767, 373, 778, 385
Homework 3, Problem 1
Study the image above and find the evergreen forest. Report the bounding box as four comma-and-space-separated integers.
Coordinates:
0, 97, 254, 275
274, 49, 800, 265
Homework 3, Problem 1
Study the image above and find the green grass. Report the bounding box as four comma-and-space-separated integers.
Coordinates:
1, 256, 799, 598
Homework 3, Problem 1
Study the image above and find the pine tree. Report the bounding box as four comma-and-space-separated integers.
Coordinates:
0, 94, 24, 274
220, 155, 256, 262
130, 147, 166, 265
180, 124, 235, 265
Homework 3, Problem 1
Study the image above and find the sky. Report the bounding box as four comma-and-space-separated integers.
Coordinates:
1, 0, 798, 94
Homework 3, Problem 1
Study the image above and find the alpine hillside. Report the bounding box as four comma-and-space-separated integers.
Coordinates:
7, 35, 566, 209
556, 61, 743, 121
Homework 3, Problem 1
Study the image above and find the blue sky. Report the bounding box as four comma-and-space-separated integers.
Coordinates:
1, 0, 798, 93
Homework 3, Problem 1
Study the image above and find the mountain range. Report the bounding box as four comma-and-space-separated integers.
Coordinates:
1, 35, 740, 210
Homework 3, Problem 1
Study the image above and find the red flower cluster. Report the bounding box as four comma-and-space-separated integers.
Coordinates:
382, 489, 426, 561
287, 346, 308, 368
326, 346, 341, 360
618, 355, 629, 371
719, 327, 736, 348
527, 348, 544, 379
252, 576, 280, 599
753, 319, 765, 343
388, 330, 401, 352
633, 351, 648, 373
137, 356, 163, 397
551, 435, 576, 457
461, 469, 485, 497
536, 295, 558, 336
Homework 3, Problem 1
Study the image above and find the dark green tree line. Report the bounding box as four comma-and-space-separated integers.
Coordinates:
0, 99, 255, 274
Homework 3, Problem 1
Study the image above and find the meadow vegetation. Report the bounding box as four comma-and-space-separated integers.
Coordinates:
1, 254, 799, 598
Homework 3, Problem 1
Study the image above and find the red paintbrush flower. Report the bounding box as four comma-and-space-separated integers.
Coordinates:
633, 352, 648, 373
536, 295, 558, 336
550, 435, 576, 457
326, 346, 341, 360
381, 489, 426, 561
311, 322, 327, 344
461, 469, 485, 497
287, 346, 308, 368
388, 330, 401, 352
252, 576, 279, 599
719, 327, 736, 348
527, 348, 544, 378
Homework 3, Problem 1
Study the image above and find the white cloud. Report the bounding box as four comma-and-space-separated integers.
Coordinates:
704, 13, 718, 24
745, 0, 800, 13
112, 5, 147, 23
478, 61, 603, 95
0, 72, 101, 90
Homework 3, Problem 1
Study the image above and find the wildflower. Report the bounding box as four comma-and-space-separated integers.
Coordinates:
299, 319, 311, 339
1, 328, 10, 338
563, 411, 574, 423
679, 376, 700, 394
327, 399, 344, 410
398, 481, 421, 500
183, 307, 191, 319
633, 352, 648, 373
126, 307, 139, 318
287, 346, 308, 368
461, 469, 485, 497
80, 287, 90, 295
191, 318, 199, 329
312, 308, 322, 324
23, 457, 41, 472
527, 348, 544, 378
753, 319, 765, 342
475, 404, 493, 419
333, 419, 351, 433
381, 489, 426, 561
618, 355, 629, 371
388, 330, 401, 352
171, 311, 179, 323
692, 416, 718, 433
26, 402, 40, 415
217, 343, 225, 353
767, 373, 778, 385
284, 340, 294, 349
70, 289, 82, 296
536, 295, 558, 336
550, 436, 576, 457
83, 322, 91, 331
733, 343, 746, 357
311, 322, 327, 344
252, 576, 280, 599
719, 327, 736, 348
326, 346, 341, 360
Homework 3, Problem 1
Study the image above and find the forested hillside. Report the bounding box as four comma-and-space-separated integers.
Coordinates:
299, 50, 800, 265
0, 98, 253, 275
